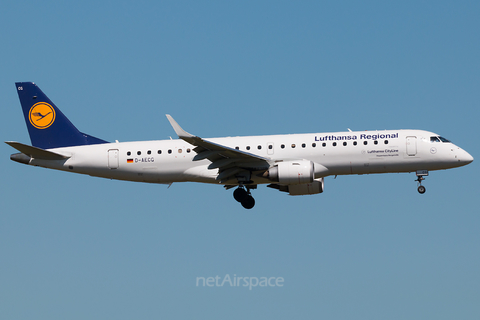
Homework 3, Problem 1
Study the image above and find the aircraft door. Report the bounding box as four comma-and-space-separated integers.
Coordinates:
267, 143, 274, 155
108, 149, 119, 169
406, 137, 417, 156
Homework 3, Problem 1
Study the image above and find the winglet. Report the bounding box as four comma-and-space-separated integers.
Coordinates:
166, 114, 195, 139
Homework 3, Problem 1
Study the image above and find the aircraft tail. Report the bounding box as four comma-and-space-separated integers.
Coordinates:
15, 82, 107, 149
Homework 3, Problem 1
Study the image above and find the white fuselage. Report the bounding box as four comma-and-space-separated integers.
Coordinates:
27, 129, 473, 185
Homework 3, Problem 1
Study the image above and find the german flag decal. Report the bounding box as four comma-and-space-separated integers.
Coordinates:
127, 159, 133, 163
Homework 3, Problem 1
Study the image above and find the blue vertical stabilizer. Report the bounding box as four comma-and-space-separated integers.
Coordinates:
15, 82, 108, 149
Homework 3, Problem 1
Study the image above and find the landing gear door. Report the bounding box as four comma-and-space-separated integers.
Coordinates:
406, 136, 417, 156
108, 149, 119, 169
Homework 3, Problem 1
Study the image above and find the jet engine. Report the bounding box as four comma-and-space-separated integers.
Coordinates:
264, 160, 315, 185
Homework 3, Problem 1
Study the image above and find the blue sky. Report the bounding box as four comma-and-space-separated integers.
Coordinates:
1, 1, 479, 319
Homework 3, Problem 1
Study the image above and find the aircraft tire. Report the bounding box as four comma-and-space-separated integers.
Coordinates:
418, 185, 426, 194
241, 195, 255, 209
234, 188, 248, 202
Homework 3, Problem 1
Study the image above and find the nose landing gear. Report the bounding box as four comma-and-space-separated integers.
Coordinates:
233, 186, 255, 209
416, 181, 426, 194
415, 170, 428, 194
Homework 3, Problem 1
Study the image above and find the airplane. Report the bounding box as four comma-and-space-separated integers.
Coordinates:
6, 82, 474, 209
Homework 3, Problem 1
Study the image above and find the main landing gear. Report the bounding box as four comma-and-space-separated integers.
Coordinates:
415, 170, 428, 194
233, 186, 255, 209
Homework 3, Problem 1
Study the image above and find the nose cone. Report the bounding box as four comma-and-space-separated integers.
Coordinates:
458, 148, 474, 165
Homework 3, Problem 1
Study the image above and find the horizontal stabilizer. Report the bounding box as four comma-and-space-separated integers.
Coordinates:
5, 141, 70, 160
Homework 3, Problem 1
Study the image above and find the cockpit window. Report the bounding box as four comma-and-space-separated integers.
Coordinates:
431, 136, 451, 143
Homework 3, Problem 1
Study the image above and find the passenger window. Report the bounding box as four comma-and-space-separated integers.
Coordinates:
364, 141, 368, 145
291, 144, 296, 148
257, 145, 262, 150
374, 140, 378, 145
384, 140, 388, 144
157, 150, 162, 154
127, 151, 131, 156
281, 144, 285, 149
178, 149, 182, 153
268, 145, 273, 149
137, 151, 141, 155
235, 146, 239, 150
333, 142, 337, 146
302, 143, 306, 148
147, 150, 151, 155
168, 149, 172, 154
312, 143, 316, 147
322, 143, 326, 147
246, 146, 250, 150
187, 149, 191, 153
353, 141, 357, 146
343, 142, 347, 146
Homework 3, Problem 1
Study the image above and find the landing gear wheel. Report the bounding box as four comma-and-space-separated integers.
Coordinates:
418, 185, 426, 194
415, 172, 428, 195
233, 186, 256, 209
241, 195, 255, 209
233, 188, 248, 202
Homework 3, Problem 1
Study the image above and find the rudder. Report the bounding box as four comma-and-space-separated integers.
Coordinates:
16, 82, 107, 149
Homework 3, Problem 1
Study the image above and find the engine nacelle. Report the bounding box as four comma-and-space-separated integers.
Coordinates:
266, 160, 315, 185
288, 178, 324, 195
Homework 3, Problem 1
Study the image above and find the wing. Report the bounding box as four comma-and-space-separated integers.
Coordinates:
166, 115, 272, 183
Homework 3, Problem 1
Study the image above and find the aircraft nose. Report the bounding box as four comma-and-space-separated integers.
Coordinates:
458, 148, 474, 165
